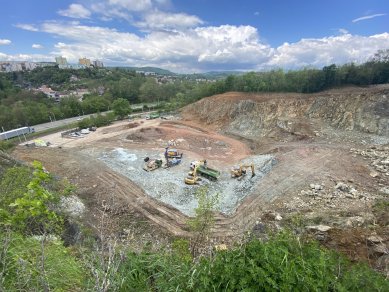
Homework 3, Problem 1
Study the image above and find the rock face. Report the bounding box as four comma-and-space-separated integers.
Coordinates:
182, 86, 389, 139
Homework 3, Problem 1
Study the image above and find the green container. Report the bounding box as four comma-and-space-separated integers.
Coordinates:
197, 165, 220, 181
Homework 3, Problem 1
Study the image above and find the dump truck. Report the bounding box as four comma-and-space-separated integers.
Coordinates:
143, 157, 163, 171
190, 160, 220, 181
146, 113, 160, 120
231, 164, 255, 180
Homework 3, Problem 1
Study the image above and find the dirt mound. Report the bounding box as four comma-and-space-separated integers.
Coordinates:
126, 127, 165, 142
181, 85, 389, 141
127, 122, 140, 129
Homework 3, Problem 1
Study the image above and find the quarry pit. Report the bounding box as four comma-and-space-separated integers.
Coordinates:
13, 85, 389, 245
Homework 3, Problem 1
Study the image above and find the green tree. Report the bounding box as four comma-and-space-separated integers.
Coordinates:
188, 186, 219, 256
111, 98, 132, 119
139, 78, 161, 102
7, 161, 63, 235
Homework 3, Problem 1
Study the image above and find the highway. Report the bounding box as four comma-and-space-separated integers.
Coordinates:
32, 110, 157, 133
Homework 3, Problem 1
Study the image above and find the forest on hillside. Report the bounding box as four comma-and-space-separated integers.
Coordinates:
0, 49, 388, 130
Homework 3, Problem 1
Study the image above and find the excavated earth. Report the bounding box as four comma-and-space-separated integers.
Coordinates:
12, 85, 389, 272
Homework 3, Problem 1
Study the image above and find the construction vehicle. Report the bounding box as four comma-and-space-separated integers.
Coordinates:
146, 113, 160, 120
164, 147, 183, 159
163, 147, 183, 168
190, 160, 220, 181
164, 157, 182, 168
143, 157, 163, 171
184, 164, 202, 185
231, 164, 255, 180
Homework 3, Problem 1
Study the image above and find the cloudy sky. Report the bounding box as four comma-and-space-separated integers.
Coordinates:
0, 0, 388, 72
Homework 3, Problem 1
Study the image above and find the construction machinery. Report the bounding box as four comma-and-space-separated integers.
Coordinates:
163, 147, 183, 168
231, 164, 255, 180
164, 157, 182, 168
184, 164, 202, 185
164, 147, 183, 159
190, 160, 220, 181
143, 157, 163, 171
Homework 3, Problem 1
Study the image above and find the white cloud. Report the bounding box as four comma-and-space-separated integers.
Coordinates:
266, 33, 389, 69
32, 21, 273, 71
15, 23, 39, 31
254, 11, 260, 16
338, 28, 348, 34
136, 10, 204, 30
58, 4, 91, 19
0, 39, 11, 45
16, 20, 389, 71
90, 0, 202, 31
108, 0, 152, 12
352, 13, 386, 23
32, 44, 44, 49
0, 52, 53, 62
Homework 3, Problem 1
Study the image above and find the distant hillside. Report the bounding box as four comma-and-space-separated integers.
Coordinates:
107, 66, 245, 79
197, 71, 245, 79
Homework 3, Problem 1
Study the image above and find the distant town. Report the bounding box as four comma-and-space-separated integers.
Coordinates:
0, 56, 104, 73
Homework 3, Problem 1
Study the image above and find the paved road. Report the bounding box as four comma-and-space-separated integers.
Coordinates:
32, 110, 157, 133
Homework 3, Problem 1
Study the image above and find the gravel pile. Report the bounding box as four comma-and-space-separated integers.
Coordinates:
99, 148, 275, 216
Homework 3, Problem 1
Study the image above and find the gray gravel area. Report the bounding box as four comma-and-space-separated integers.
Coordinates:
99, 148, 276, 216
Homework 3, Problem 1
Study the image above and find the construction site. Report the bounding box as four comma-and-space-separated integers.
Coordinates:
13, 85, 389, 270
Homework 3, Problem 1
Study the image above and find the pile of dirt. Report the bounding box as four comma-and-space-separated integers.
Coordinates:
181, 85, 389, 141
126, 127, 165, 142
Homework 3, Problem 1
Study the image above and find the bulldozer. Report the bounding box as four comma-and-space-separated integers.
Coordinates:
231, 163, 255, 180
184, 164, 202, 185
143, 157, 163, 171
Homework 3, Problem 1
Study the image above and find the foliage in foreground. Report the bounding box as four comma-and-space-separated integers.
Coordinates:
0, 230, 86, 291
0, 161, 65, 235
0, 163, 388, 291
111, 232, 388, 291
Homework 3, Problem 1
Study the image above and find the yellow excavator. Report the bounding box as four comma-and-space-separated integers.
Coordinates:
231, 164, 255, 180
184, 164, 202, 185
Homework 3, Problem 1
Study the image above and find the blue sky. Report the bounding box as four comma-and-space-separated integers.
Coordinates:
0, 0, 388, 72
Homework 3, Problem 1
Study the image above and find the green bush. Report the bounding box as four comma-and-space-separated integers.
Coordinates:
113, 232, 389, 291
0, 140, 15, 151
77, 112, 115, 129
0, 231, 86, 291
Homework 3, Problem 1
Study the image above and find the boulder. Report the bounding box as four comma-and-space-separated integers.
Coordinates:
372, 243, 388, 255
367, 235, 384, 244
335, 182, 350, 192
306, 225, 332, 232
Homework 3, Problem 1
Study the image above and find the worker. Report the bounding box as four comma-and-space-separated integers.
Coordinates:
164, 147, 169, 159
204, 159, 207, 169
